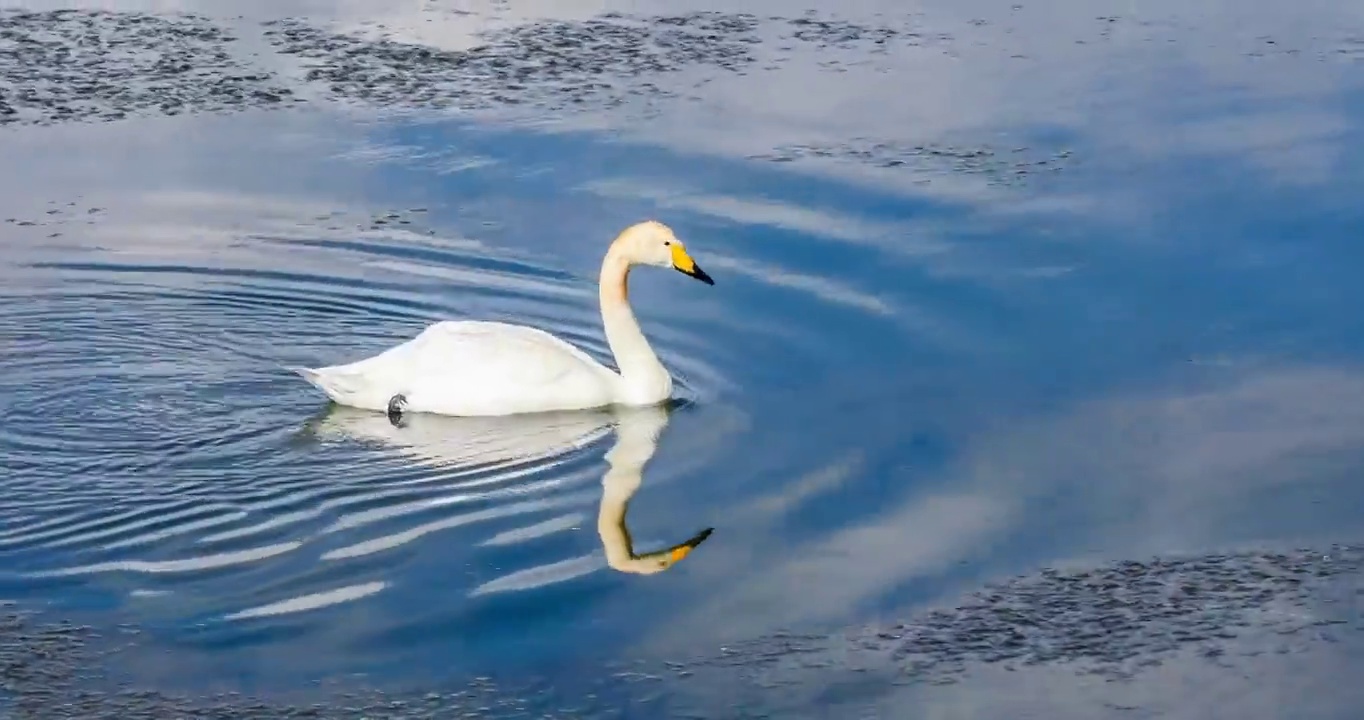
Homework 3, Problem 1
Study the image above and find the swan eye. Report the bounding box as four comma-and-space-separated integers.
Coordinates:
663, 241, 671, 246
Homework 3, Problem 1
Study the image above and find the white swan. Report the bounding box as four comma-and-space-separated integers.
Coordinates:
293, 220, 715, 417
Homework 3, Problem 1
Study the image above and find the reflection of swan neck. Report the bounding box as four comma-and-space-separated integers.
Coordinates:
599, 248, 668, 402
598, 469, 639, 570
597, 407, 664, 563
596, 406, 710, 575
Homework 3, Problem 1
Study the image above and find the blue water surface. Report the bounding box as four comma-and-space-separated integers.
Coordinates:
3, 0, 1364, 716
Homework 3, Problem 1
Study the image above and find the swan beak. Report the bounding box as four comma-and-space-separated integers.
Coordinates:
671, 245, 715, 285
666, 527, 715, 563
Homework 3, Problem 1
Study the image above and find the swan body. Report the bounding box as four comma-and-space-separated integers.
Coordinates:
296, 321, 621, 416
294, 221, 714, 417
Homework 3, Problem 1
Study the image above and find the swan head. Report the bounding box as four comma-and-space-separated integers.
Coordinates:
614, 220, 715, 285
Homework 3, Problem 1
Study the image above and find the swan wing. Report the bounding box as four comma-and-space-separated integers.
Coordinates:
300, 321, 620, 416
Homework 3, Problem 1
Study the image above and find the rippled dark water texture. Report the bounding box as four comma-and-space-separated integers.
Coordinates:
4, 0, 1364, 717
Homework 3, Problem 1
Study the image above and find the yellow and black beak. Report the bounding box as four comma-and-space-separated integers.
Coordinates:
671, 244, 715, 285
649, 527, 714, 566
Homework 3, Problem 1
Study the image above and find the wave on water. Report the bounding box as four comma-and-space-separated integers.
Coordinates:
0, 198, 735, 638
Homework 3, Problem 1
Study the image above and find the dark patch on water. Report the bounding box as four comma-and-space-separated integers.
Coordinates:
643, 544, 1364, 716
0, 608, 585, 719
364, 209, 438, 234
262, 12, 765, 113
750, 140, 1076, 186
877, 545, 1364, 683
4, 199, 106, 232
260, 11, 961, 114
258, 11, 1060, 178
2, 5, 1361, 136
0, 6, 1051, 181
0, 9, 296, 127
5, 199, 444, 241
780, 13, 909, 49
4, 546, 1361, 718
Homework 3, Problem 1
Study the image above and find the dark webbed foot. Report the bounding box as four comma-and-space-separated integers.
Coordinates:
386, 393, 408, 426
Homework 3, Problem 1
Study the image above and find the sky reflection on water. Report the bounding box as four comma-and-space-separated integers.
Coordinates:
2, 0, 1364, 716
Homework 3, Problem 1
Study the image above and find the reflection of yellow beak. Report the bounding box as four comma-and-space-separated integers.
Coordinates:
663, 526, 713, 565
671, 244, 715, 285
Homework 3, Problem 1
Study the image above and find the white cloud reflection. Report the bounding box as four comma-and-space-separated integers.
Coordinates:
642, 363, 1364, 649
631, 363, 1364, 717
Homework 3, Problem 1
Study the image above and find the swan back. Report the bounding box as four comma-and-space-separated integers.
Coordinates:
298, 321, 623, 416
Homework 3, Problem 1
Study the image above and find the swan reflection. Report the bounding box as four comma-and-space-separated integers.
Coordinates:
303, 403, 616, 471
304, 400, 713, 576
599, 404, 714, 575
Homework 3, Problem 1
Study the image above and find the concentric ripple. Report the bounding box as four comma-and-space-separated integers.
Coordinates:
0, 200, 743, 648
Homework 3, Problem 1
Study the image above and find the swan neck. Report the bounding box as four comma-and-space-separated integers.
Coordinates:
599, 252, 670, 403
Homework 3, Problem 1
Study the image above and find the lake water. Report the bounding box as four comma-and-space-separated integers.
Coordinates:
3, 0, 1364, 717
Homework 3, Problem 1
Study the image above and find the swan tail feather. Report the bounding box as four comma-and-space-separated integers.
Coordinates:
291, 366, 365, 404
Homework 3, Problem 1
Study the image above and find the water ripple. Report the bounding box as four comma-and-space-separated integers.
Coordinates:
224, 581, 389, 621
32, 542, 305, 578
0, 204, 745, 640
